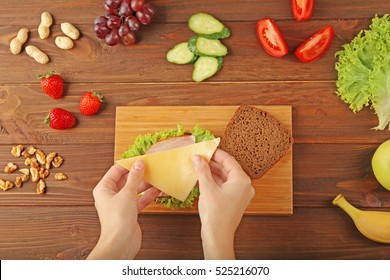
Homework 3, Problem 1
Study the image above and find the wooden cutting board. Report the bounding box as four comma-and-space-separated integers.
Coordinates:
115, 106, 293, 215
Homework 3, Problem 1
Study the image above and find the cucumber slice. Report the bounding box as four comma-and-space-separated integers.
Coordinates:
188, 13, 231, 39
192, 56, 223, 82
200, 26, 231, 40
166, 42, 198, 64
216, 56, 224, 71
188, 36, 228, 57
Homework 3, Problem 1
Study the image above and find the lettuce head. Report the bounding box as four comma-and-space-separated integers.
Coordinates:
335, 14, 390, 130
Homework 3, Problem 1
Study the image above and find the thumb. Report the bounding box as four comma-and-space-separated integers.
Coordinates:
192, 155, 215, 192
120, 160, 145, 198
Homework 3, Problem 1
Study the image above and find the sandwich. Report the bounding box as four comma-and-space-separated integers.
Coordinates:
117, 125, 217, 209
117, 105, 292, 210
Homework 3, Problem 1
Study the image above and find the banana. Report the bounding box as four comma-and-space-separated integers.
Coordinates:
333, 194, 390, 244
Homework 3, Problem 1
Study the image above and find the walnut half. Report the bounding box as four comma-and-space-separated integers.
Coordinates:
15, 176, 23, 188
30, 167, 40, 183
52, 156, 64, 168
11, 145, 24, 157
39, 168, 49, 179
36, 179, 46, 194
0, 179, 14, 191
19, 168, 30, 176
25, 157, 39, 168
35, 149, 46, 165
5, 162, 17, 173
54, 173, 68, 181
45, 152, 57, 169
27, 146, 37, 155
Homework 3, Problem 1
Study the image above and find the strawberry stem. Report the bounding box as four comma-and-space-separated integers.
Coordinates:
91, 91, 105, 102
38, 70, 60, 80
44, 112, 51, 126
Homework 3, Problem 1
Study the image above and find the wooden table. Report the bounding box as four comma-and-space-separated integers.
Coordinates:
1, 0, 390, 260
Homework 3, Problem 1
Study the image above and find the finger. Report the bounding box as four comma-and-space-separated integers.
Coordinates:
212, 149, 245, 176
158, 192, 168, 197
137, 187, 161, 212
192, 154, 217, 193
213, 174, 226, 187
116, 173, 129, 192
99, 164, 129, 189
212, 150, 255, 192
211, 172, 226, 186
119, 160, 145, 198
209, 160, 226, 185
209, 160, 228, 182
138, 180, 154, 194
93, 165, 129, 200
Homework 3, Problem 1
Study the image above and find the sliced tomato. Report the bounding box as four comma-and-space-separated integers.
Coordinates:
292, 0, 314, 21
256, 18, 288, 58
294, 26, 334, 63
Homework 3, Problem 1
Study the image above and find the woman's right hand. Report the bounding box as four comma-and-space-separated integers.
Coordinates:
192, 149, 255, 259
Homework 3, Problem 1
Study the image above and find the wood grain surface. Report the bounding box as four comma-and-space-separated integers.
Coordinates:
115, 105, 292, 214
1, 0, 390, 260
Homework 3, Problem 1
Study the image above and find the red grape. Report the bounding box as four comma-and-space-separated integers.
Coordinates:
104, 3, 119, 14
126, 15, 140, 31
143, 3, 156, 18
94, 16, 108, 27
118, 22, 130, 37
131, 0, 144, 12
121, 31, 136, 46
136, 9, 151, 25
106, 0, 123, 9
96, 32, 109, 39
106, 14, 121, 29
105, 29, 120, 46
94, 24, 111, 39
118, 0, 133, 17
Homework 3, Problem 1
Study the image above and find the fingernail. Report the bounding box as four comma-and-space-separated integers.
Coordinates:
133, 160, 144, 171
192, 155, 202, 166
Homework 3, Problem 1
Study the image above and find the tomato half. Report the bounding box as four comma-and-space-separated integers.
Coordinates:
256, 18, 288, 58
294, 26, 334, 63
291, 0, 314, 21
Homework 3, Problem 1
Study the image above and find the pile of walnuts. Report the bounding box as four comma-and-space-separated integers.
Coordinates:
0, 145, 67, 194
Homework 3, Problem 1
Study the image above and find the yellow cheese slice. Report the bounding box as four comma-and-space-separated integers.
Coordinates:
116, 138, 220, 201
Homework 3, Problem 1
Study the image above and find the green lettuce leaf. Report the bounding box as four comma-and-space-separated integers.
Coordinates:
191, 125, 216, 142
335, 14, 390, 130
121, 125, 215, 209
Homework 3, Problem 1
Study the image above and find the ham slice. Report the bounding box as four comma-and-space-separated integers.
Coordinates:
146, 135, 196, 154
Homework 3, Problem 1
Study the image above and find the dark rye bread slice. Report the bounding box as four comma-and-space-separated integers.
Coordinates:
220, 106, 292, 179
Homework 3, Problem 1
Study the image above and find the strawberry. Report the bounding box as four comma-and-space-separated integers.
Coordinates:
44, 108, 76, 130
79, 91, 104, 116
38, 71, 64, 99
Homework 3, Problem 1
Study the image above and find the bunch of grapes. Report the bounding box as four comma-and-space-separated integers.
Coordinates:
94, 0, 156, 46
